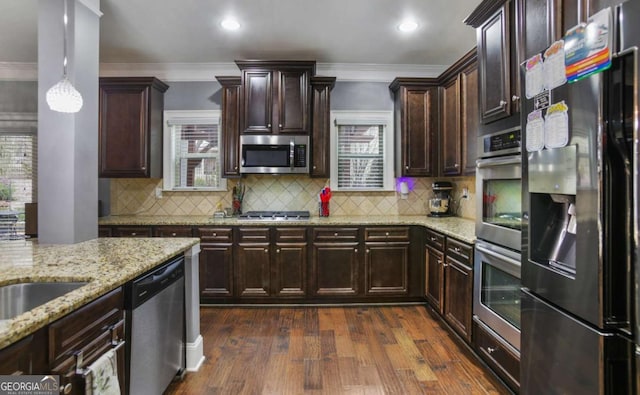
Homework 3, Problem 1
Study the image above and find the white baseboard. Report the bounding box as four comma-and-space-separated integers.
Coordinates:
185, 335, 205, 372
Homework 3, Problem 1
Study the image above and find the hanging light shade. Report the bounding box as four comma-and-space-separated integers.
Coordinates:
46, 0, 83, 113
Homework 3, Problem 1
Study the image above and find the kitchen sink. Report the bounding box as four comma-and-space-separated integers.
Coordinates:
0, 281, 88, 320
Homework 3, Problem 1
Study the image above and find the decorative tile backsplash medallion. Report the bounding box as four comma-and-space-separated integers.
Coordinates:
110, 175, 476, 220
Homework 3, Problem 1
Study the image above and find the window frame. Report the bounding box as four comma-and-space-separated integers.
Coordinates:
329, 110, 395, 192
162, 110, 227, 191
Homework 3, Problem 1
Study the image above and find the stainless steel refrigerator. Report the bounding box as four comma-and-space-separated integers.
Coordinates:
521, 1, 639, 393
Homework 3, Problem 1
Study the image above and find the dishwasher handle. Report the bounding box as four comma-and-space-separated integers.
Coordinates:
129, 255, 184, 308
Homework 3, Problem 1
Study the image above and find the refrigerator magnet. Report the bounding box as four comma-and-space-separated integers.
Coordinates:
525, 53, 544, 99
543, 40, 567, 90
526, 110, 545, 152
544, 101, 570, 149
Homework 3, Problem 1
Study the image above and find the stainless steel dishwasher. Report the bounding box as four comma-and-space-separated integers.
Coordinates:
125, 255, 185, 395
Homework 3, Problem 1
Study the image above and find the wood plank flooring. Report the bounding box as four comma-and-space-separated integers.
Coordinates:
166, 305, 510, 395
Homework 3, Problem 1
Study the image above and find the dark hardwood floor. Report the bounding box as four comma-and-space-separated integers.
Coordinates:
166, 305, 510, 395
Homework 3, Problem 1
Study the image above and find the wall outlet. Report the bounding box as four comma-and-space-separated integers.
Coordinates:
461, 187, 469, 199
155, 187, 163, 199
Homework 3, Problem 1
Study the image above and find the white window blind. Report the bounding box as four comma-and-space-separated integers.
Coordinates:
330, 111, 394, 192
163, 111, 226, 191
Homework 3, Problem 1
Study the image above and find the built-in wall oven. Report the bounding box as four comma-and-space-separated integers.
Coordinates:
474, 127, 523, 352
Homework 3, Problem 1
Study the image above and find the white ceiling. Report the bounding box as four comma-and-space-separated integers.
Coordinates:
0, 0, 478, 79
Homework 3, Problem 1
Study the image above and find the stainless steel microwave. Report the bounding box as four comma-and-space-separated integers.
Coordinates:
240, 135, 309, 174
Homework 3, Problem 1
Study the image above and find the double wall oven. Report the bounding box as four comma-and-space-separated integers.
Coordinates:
474, 127, 523, 352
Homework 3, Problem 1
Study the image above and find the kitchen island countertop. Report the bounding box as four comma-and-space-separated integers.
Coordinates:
0, 237, 199, 349
99, 215, 476, 244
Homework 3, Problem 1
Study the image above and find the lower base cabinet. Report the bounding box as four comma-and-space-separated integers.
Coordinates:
473, 318, 520, 392
197, 228, 234, 300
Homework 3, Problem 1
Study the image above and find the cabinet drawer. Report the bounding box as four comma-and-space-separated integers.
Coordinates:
49, 287, 123, 369
364, 227, 410, 242
238, 228, 270, 243
112, 226, 152, 237
446, 238, 473, 265
98, 226, 113, 237
313, 227, 359, 242
196, 227, 233, 242
276, 227, 307, 243
473, 319, 520, 391
425, 229, 445, 251
154, 226, 193, 237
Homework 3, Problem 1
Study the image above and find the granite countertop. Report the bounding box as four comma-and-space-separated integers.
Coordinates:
0, 237, 199, 349
99, 214, 476, 244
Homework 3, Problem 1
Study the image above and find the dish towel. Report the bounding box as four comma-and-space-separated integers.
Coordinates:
85, 348, 121, 395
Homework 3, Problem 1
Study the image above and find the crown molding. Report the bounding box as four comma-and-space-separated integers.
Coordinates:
1, 61, 448, 83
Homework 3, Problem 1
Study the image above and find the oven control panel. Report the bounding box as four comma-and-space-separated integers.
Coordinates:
479, 128, 521, 158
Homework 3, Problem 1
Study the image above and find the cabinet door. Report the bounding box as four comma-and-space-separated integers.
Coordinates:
364, 243, 409, 295
199, 242, 233, 299
425, 245, 445, 314
444, 257, 473, 343
441, 77, 462, 176
236, 244, 271, 297
311, 243, 359, 296
402, 87, 438, 176
99, 84, 150, 177
276, 69, 309, 134
242, 70, 273, 133
274, 243, 307, 297
478, 4, 511, 124
217, 77, 242, 177
462, 64, 479, 175
0, 335, 33, 375
310, 77, 335, 178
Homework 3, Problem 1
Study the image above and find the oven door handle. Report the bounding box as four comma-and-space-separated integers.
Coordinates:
476, 244, 521, 268
476, 156, 521, 168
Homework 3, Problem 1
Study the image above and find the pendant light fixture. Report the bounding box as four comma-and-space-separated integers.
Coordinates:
46, 0, 83, 113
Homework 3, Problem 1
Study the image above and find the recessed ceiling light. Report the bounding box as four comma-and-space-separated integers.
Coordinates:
221, 18, 240, 31
398, 20, 419, 32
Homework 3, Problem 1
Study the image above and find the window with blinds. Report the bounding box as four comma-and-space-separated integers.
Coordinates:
163, 111, 226, 191
330, 111, 394, 192
0, 128, 37, 239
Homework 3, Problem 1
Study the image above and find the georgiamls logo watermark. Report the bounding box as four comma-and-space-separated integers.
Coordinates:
0, 375, 59, 395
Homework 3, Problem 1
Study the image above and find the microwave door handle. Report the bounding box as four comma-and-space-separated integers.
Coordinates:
290, 139, 295, 171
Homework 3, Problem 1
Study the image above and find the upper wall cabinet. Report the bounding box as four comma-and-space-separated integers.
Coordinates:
465, 0, 521, 132
216, 76, 242, 178
310, 76, 336, 178
236, 61, 315, 135
99, 77, 169, 178
389, 78, 440, 177
438, 50, 478, 177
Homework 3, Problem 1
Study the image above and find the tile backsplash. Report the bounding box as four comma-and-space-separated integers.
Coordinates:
110, 175, 476, 220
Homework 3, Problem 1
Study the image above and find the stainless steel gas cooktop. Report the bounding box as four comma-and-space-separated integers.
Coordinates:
238, 211, 310, 221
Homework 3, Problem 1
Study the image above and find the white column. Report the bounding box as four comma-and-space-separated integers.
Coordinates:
37, 0, 101, 244
184, 243, 205, 371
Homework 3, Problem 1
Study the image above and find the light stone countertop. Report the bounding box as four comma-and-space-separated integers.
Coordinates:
0, 237, 199, 349
99, 215, 476, 244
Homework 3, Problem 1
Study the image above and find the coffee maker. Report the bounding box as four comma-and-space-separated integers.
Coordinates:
428, 181, 453, 217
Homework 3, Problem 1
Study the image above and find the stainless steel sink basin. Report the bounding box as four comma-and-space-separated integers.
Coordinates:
0, 282, 88, 320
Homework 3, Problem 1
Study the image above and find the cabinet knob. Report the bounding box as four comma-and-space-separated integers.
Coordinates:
171, 232, 177, 237
430, 237, 436, 241
212, 233, 217, 237
366, 249, 370, 253
454, 163, 459, 168
334, 232, 338, 237
486, 346, 497, 354
454, 247, 460, 252
264, 248, 269, 253
63, 383, 73, 394
234, 166, 238, 170
512, 95, 520, 101
355, 248, 358, 253
499, 100, 507, 106
279, 124, 283, 128
405, 166, 409, 170
267, 123, 272, 128
313, 165, 317, 170
385, 232, 389, 236
131, 232, 137, 236
276, 248, 280, 253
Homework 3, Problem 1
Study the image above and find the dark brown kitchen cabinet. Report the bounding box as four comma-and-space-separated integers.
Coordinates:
236, 227, 271, 297
216, 76, 242, 178
49, 287, 125, 395
311, 228, 360, 296
197, 227, 234, 300
98, 77, 169, 178
98, 226, 112, 237
425, 229, 446, 313
443, 238, 474, 343
465, 0, 521, 128
364, 227, 410, 296
236, 61, 315, 135
390, 79, 439, 177
154, 226, 193, 237
310, 76, 336, 178
439, 50, 478, 176
111, 226, 153, 237
273, 228, 307, 297
0, 332, 43, 375
473, 318, 520, 392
